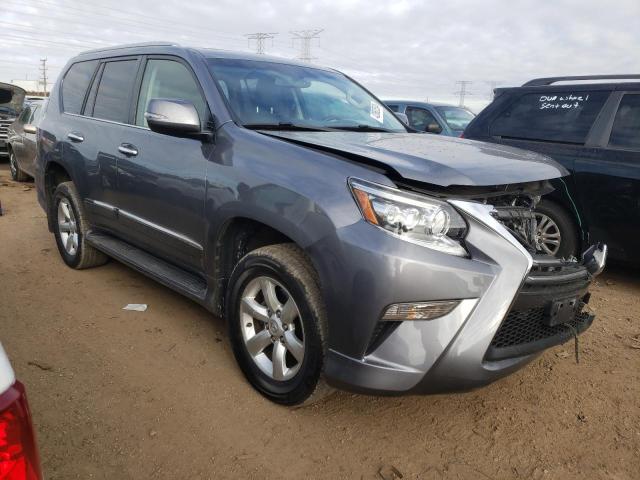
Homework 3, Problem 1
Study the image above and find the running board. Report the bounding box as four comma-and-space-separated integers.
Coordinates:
86, 231, 207, 302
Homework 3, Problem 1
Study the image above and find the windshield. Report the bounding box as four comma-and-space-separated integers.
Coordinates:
435, 106, 475, 131
207, 58, 406, 132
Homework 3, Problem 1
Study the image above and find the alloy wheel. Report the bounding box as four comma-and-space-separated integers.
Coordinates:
57, 198, 79, 256
9, 152, 17, 179
239, 276, 305, 381
535, 212, 561, 256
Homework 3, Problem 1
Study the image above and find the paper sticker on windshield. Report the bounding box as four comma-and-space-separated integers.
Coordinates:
370, 101, 384, 123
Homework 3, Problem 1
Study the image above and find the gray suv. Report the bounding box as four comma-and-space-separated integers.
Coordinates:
36, 43, 606, 405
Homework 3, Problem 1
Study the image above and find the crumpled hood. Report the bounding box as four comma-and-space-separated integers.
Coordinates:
0, 82, 26, 118
264, 131, 568, 187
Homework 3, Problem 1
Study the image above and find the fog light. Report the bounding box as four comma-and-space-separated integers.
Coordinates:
382, 300, 460, 321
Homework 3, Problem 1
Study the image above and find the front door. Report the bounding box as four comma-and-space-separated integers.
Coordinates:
114, 57, 213, 271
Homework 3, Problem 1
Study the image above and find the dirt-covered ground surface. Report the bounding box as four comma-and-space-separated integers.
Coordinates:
0, 163, 638, 479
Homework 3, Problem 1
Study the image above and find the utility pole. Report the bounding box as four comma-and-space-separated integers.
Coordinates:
244, 32, 278, 55
290, 29, 323, 62
39, 58, 48, 95
454, 80, 472, 107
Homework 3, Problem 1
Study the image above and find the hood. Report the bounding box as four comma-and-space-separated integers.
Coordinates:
0, 82, 26, 119
263, 131, 568, 187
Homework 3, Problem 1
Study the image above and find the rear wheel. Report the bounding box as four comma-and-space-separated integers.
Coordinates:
9, 150, 29, 182
535, 200, 579, 258
52, 182, 108, 269
227, 244, 332, 406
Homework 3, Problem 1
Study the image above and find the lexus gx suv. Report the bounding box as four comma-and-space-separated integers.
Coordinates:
36, 43, 606, 405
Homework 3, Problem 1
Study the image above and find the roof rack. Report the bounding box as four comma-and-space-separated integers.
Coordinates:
523, 75, 640, 87
78, 42, 180, 56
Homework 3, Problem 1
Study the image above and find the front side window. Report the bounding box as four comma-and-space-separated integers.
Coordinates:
61, 60, 98, 114
92, 60, 138, 123
136, 59, 207, 127
436, 106, 475, 131
208, 58, 405, 132
609, 94, 640, 150
405, 106, 439, 132
491, 91, 609, 144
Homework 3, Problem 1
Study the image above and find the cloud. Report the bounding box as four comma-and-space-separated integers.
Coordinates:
1, 0, 638, 111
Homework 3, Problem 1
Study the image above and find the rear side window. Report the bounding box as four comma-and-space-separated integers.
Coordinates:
62, 60, 98, 114
491, 91, 609, 144
609, 94, 640, 150
92, 60, 138, 123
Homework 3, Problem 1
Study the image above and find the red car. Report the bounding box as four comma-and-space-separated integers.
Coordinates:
0, 343, 42, 479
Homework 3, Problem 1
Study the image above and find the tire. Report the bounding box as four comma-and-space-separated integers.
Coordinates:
227, 244, 332, 406
535, 200, 579, 259
9, 150, 29, 182
52, 182, 108, 269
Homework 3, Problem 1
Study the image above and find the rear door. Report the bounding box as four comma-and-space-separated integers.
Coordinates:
19, 103, 42, 177
69, 57, 140, 233
113, 56, 212, 271
574, 92, 640, 261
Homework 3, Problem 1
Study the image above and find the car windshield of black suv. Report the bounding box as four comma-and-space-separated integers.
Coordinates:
435, 106, 475, 131
208, 58, 406, 132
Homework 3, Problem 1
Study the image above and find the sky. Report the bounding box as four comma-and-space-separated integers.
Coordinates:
2, 0, 639, 112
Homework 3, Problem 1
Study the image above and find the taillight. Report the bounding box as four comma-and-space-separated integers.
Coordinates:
0, 382, 42, 480
459, 132, 464, 138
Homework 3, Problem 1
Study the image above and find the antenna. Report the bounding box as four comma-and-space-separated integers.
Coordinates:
244, 32, 278, 55
290, 29, 324, 62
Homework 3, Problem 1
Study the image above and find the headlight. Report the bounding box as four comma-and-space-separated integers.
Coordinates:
349, 178, 468, 257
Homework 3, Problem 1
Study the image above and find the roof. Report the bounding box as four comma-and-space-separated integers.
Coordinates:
75, 42, 334, 71
383, 100, 466, 108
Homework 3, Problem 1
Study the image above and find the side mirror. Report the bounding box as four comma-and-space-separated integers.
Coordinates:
395, 112, 409, 125
426, 123, 442, 134
23, 124, 37, 134
145, 99, 201, 136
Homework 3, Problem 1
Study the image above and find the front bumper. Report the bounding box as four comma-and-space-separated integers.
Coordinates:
323, 200, 603, 395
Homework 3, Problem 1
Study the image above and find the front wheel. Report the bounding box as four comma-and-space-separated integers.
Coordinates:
227, 244, 331, 406
535, 200, 579, 258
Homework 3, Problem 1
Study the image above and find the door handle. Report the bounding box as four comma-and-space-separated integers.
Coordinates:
118, 144, 139, 157
67, 132, 84, 143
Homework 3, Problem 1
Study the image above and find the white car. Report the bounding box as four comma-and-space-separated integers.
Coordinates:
0, 343, 42, 479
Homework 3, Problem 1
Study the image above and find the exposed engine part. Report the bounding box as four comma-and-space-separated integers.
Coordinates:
489, 195, 541, 253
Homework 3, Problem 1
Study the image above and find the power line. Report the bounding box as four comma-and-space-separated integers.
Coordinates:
244, 32, 277, 55
454, 80, 473, 107
290, 29, 323, 62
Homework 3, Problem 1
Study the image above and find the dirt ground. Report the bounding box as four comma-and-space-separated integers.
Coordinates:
0, 163, 638, 480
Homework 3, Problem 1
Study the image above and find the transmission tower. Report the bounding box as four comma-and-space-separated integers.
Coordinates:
244, 32, 278, 55
454, 80, 472, 107
290, 29, 324, 62
39, 58, 48, 95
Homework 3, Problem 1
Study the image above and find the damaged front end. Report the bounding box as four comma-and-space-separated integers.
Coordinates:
409, 179, 607, 362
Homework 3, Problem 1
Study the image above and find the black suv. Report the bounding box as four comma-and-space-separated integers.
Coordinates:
464, 75, 640, 263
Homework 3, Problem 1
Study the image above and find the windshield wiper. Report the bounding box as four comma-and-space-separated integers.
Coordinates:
244, 122, 332, 132
326, 124, 396, 133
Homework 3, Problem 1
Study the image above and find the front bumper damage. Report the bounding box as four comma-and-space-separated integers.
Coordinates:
324, 200, 606, 395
